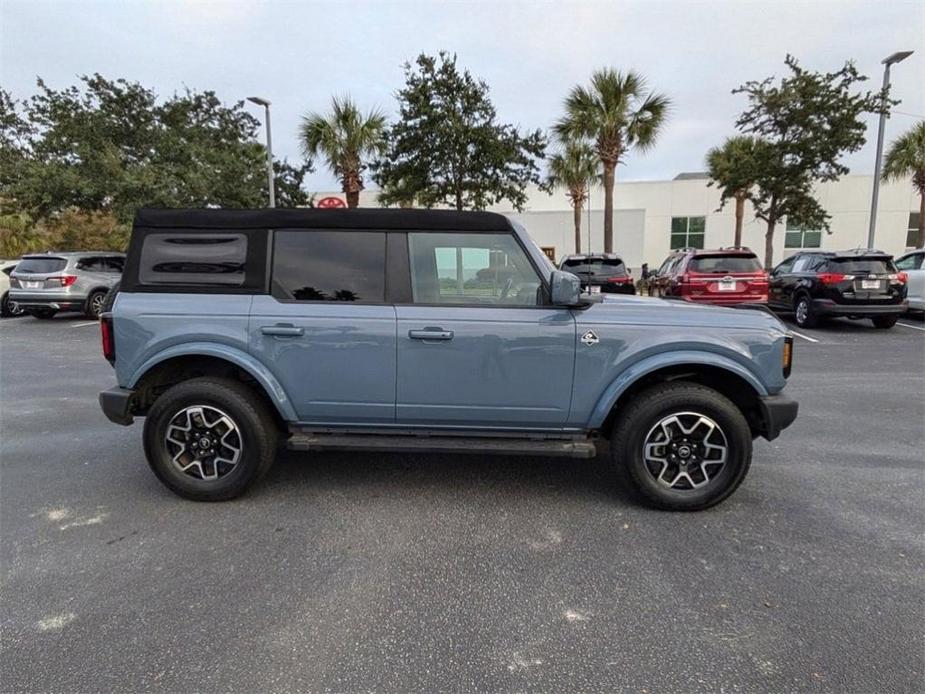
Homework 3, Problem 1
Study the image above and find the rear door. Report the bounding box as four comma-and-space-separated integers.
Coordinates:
395, 230, 576, 429
896, 252, 924, 307
249, 230, 396, 424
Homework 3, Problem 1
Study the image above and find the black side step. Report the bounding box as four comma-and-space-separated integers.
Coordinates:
287, 433, 599, 459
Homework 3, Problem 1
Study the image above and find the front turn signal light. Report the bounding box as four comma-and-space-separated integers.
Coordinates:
782, 336, 793, 378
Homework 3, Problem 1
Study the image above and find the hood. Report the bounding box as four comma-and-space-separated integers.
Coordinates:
576, 294, 788, 334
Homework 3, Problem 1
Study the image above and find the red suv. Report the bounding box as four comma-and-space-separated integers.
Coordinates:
657, 247, 768, 305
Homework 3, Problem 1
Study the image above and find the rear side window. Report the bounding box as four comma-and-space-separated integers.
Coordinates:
689, 255, 762, 273
272, 230, 386, 302
139, 234, 247, 286
76, 257, 106, 272
15, 257, 67, 274
827, 257, 896, 274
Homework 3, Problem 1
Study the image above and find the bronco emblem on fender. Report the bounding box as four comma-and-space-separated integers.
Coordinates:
580, 330, 599, 346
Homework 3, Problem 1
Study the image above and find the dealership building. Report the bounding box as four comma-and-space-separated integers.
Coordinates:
328, 172, 921, 270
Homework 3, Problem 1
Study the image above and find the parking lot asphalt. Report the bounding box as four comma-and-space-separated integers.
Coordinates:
1, 311, 923, 693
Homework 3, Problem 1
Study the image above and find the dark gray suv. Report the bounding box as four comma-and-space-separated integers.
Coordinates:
10, 252, 124, 319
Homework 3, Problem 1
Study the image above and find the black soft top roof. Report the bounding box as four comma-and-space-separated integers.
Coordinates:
133, 207, 514, 232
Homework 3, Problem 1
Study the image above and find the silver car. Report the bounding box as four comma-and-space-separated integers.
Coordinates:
10, 252, 124, 319
895, 249, 924, 312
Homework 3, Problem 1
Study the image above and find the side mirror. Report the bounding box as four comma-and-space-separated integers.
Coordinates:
550, 270, 582, 306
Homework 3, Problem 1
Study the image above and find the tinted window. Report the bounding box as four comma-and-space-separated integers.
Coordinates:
774, 257, 796, 274
15, 257, 67, 274
688, 255, 762, 273
273, 231, 385, 302
828, 257, 896, 274
104, 257, 124, 273
140, 233, 247, 286
408, 232, 542, 306
562, 257, 627, 276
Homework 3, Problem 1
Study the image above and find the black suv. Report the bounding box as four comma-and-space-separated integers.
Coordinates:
768, 249, 908, 329
558, 253, 635, 295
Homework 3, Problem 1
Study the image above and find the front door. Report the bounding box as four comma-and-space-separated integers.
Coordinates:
250, 229, 396, 424
396, 231, 576, 429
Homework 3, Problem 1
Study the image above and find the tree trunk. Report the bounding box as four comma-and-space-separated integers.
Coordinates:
573, 202, 582, 254
734, 194, 745, 247
602, 163, 615, 253
455, 188, 463, 211
345, 190, 360, 208
764, 217, 776, 269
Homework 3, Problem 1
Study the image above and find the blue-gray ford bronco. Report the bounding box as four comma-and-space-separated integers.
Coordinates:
99, 208, 797, 510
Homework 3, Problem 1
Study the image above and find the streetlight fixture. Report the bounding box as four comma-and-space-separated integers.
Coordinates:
247, 96, 275, 208
867, 50, 913, 248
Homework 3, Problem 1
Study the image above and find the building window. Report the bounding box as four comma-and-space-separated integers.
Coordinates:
541, 247, 556, 264
670, 217, 705, 250
907, 213, 923, 248
784, 220, 822, 249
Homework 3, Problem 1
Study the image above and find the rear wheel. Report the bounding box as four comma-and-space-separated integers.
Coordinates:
794, 295, 818, 328
85, 289, 107, 318
610, 382, 753, 511
29, 308, 57, 319
143, 377, 279, 501
871, 315, 898, 329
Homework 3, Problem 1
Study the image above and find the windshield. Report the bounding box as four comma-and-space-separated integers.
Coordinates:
15, 257, 67, 274
689, 255, 762, 273
562, 258, 627, 276
828, 258, 895, 274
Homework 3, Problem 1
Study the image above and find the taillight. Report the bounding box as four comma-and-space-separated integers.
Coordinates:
891, 272, 908, 284
818, 272, 853, 285
607, 276, 633, 284
50, 275, 78, 287
100, 313, 115, 364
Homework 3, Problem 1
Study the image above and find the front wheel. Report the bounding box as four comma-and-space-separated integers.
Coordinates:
871, 315, 898, 329
143, 377, 279, 501
793, 295, 818, 329
610, 382, 753, 511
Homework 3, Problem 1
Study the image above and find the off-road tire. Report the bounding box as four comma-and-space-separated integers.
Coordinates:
610, 382, 753, 511
143, 377, 279, 501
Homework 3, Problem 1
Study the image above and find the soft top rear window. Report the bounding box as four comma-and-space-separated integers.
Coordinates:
139, 233, 247, 286
562, 258, 627, 276
828, 257, 895, 274
689, 255, 762, 273
15, 257, 67, 274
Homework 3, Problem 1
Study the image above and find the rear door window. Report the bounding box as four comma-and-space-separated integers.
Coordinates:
139, 234, 247, 286
76, 257, 106, 272
14, 257, 67, 274
688, 255, 762, 273
894, 253, 922, 271
272, 230, 386, 302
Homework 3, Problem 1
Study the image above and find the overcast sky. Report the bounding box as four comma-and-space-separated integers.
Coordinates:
2, 0, 923, 193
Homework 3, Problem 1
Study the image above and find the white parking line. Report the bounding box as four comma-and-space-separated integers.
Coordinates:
896, 321, 925, 332
789, 330, 819, 343
70, 321, 99, 328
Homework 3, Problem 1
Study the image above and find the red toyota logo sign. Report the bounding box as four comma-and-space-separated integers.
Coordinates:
317, 196, 347, 209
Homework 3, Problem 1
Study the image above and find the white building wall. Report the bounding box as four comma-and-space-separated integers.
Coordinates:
336, 173, 919, 271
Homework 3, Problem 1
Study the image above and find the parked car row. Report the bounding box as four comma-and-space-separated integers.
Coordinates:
2, 251, 124, 319
646, 245, 922, 330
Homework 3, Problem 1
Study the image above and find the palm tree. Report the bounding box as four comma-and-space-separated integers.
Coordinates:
706, 135, 766, 247
882, 121, 925, 245
299, 96, 387, 208
555, 69, 670, 253
546, 140, 599, 254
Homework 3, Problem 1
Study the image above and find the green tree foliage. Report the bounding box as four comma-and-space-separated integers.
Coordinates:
1, 76, 311, 230
546, 140, 599, 253
706, 135, 769, 246
882, 121, 925, 244
374, 52, 546, 211
555, 69, 670, 253
732, 55, 889, 267
299, 96, 386, 208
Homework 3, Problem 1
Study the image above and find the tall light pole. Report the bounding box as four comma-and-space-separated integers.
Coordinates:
867, 50, 913, 248
247, 96, 275, 208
